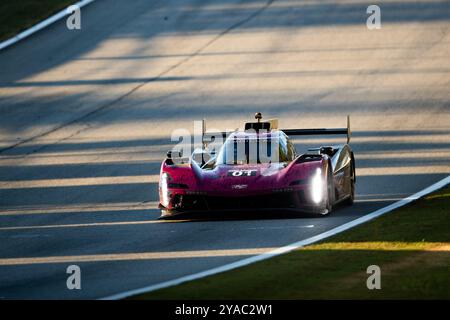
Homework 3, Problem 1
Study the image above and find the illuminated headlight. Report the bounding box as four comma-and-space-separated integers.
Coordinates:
160, 172, 171, 207
311, 168, 324, 204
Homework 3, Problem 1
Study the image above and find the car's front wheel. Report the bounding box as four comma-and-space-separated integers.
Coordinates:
319, 164, 334, 216
346, 158, 356, 205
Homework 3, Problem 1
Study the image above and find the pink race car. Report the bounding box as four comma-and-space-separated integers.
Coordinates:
158, 113, 355, 218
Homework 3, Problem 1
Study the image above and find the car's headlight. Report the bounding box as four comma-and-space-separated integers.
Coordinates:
311, 168, 323, 204
160, 172, 171, 207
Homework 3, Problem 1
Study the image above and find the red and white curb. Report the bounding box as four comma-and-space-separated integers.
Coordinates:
102, 175, 450, 300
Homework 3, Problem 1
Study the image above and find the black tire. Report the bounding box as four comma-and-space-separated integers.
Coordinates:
346, 158, 356, 205
320, 163, 334, 216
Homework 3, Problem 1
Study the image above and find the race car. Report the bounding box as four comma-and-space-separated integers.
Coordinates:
158, 113, 355, 218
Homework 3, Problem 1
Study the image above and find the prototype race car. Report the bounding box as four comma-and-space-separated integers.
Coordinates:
158, 113, 355, 218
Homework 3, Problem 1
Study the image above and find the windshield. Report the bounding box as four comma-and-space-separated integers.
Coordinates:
215, 134, 294, 166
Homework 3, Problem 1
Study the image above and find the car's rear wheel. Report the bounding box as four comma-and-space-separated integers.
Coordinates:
346, 159, 356, 205
320, 164, 334, 216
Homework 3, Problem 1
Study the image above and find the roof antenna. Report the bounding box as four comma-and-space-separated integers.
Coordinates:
255, 112, 262, 123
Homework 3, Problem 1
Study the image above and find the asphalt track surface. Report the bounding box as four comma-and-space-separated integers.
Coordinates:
0, 0, 449, 299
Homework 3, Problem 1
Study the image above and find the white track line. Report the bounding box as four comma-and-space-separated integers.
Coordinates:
0, 0, 96, 51
102, 175, 450, 300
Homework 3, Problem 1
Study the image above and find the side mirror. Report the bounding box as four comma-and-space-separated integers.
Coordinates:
167, 150, 183, 159
166, 150, 185, 165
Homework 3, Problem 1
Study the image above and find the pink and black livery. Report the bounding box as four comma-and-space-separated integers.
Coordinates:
158, 113, 355, 218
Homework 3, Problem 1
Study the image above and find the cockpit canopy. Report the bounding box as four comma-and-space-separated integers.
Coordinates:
215, 130, 296, 166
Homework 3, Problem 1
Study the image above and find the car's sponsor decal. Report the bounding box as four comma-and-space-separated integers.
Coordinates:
227, 169, 257, 177
231, 184, 248, 189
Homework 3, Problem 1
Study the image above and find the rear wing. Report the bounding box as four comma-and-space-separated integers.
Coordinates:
282, 115, 351, 144
201, 115, 351, 147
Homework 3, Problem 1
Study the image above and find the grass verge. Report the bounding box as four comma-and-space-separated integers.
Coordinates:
0, 1, 75, 42
134, 184, 450, 300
